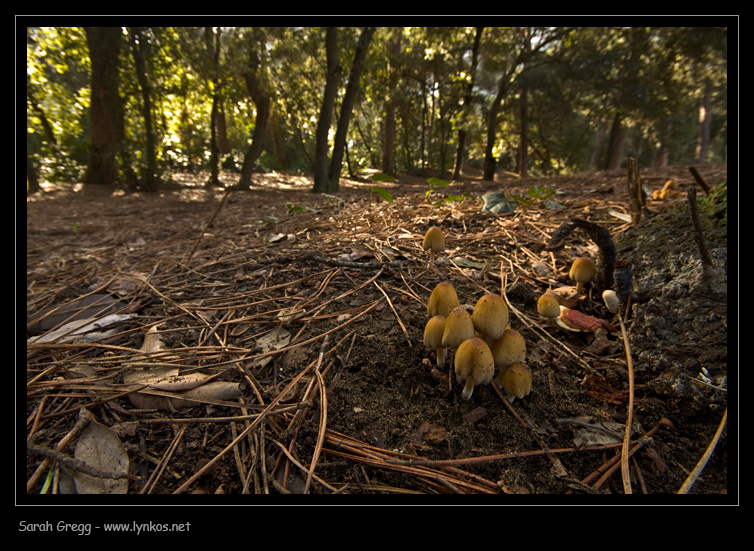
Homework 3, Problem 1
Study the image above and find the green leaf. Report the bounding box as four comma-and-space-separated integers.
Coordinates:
527, 186, 556, 199
371, 172, 396, 183
371, 186, 394, 204
426, 177, 451, 187
444, 194, 465, 203
511, 194, 534, 206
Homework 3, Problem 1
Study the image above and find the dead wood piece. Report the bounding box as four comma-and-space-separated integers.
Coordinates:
626, 157, 645, 225
688, 166, 711, 194
302, 251, 403, 269
687, 185, 713, 269
545, 217, 616, 291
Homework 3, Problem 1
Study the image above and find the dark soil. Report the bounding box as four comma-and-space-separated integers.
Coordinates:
24, 165, 732, 498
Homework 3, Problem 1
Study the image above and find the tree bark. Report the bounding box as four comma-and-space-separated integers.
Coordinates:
382, 98, 396, 175
605, 112, 626, 170
238, 47, 272, 189
327, 26, 375, 189
312, 27, 340, 193
83, 27, 124, 186
589, 120, 607, 170
695, 79, 712, 163
453, 27, 483, 181
27, 155, 40, 193
129, 27, 157, 191
517, 83, 529, 177
206, 27, 222, 187
482, 90, 505, 181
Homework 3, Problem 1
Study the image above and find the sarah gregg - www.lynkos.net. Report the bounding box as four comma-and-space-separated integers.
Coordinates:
19, 520, 192, 536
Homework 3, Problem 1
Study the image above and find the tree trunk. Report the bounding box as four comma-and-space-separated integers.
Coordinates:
695, 79, 712, 163
129, 27, 157, 191
605, 112, 626, 170
238, 47, 272, 189
206, 27, 222, 187
482, 91, 504, 181
589, 120, 607, 170
27, 155, 40, 193
517, 83, 529, 177
312, 27, 341, 193
327, 26, 375, 188
453, 27, 483, 181
382, 98, 396, 175
83, 27, 124, 186
270, 111, 286, 170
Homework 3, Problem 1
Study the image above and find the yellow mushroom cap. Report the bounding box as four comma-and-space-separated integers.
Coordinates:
471, 293, 509, 343
422, 226, 445, 253
454, 337, 494, 400
423, 315, 447, 369
442, 307, 475, 349
537, 293, 561, 319
427, 282, 460, 318
423, 315, 446, 349
569, 257, 596, 293
490, 328, 526, 368
495, 362, 532, 402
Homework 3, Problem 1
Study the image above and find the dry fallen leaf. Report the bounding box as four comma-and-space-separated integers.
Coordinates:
73, 419, 130, 494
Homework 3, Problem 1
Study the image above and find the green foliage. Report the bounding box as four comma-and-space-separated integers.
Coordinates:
511, 186, 566, 210
369, 186, 394, 204
25, 25, 728, 188
371, 172, 396, 183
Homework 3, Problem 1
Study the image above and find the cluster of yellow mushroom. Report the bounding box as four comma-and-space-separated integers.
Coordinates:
537, 256, 620, 333
423, 281, 532, 402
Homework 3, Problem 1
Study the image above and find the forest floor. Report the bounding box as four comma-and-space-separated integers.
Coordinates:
24, 163, 731, 498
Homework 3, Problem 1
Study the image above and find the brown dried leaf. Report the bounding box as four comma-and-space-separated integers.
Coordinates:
73, 419, 130, 494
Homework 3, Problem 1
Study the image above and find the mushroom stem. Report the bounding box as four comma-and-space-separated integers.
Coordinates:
462, 376, 475, 400
436, 347, 446, 370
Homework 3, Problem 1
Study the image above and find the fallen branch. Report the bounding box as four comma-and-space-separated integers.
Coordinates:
677, 406, 727, 494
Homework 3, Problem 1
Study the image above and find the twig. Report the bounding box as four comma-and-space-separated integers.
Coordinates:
303, 252, 404, 269
626, 157, 644, 225
616, 311, 635, 494
677, 406, 727, 494
581, 421, 666, 489
687, 185, 713, 268
304, 337, 329, 493
140, 424, 188, 494
373, 281, 412, 347
688, 166, 711, 194
182, 185, 234, 271
27, 442, 139, 482
27, 407, 95, 493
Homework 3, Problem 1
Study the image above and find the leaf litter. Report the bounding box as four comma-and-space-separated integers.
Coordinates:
25, 166, 729, 496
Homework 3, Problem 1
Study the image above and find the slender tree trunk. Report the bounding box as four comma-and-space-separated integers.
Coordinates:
83, 27, 123, 186
482, 91, 504, 181
382, 98, 396, 175
605, 112, 626, 170
327, 26, 375, 188
453, 27, 483, 181
238, 47, 272, 189
696, 79, 712, 163
129, 27, 157, 191
517, 84, 529, 177
206, 27, 222, 187
27, 155, 40, 193
589, 120, 607, 170
312, 27, 340, 193
216, 103, 229, 156
270, 111, 286, 170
